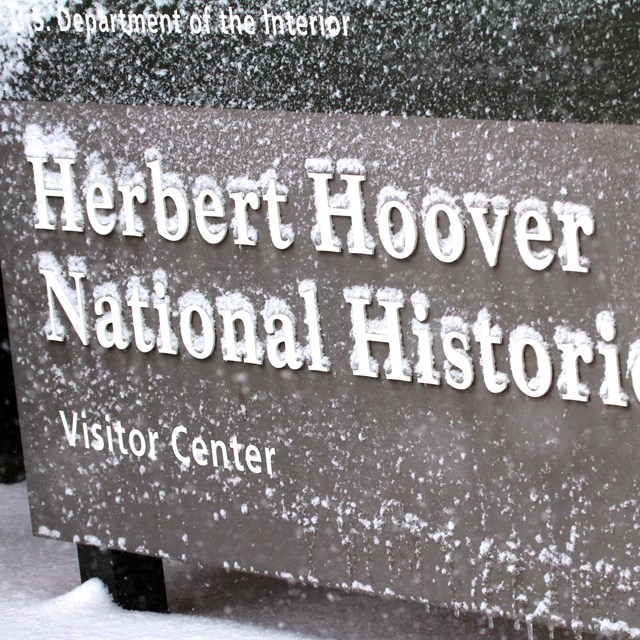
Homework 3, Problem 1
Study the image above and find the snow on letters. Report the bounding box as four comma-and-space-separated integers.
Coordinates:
24, 123, 640, 409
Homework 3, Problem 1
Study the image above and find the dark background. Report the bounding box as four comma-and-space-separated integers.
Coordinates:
4, 0, 640, 124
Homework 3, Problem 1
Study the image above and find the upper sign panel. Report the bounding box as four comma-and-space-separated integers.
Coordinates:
3, 2, 639, 124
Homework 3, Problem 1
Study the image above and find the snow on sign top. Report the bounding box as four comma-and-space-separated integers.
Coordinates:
2, 101, 640, 638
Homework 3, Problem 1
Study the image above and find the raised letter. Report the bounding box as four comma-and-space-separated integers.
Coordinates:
179, 299, 216, 360
344, 286, 410, 381
28, 157, 80, 231
171, 425, 190, 465
194, 188, 227, 244
298, 280, 330, 372
422, 203, 465, 263
151, 281, 177, 355
509, 326, 553, 398
118, 183, 146, 237
95, 295, 130, 349
554, 202, 595, 273
472, 309, 508, 393
147, 159, 189, 241
377, 197, 417, 260
466, 201, 509, 268
596, 311, 628, 407
59, 410, 78, 446
39, 257, 88, 344
127, 286, 155, 353
86, 182, 116, 235
262, 299, 304, 370
554, 327, 594, 402
515, 200, 554, 271
229, 435, 245, 471
441, 316, 474, 390
229, 191, 260, 246
264, 180, 293, 250
217, 293, 263, 364
411, 292, 440, 385
308, 163, 373, 254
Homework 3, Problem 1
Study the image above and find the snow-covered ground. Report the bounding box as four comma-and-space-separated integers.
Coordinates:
2, 480, 316, 640
1, 480, 574, 639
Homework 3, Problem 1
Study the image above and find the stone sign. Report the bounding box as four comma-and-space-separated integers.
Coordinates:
2, 100, 640, 635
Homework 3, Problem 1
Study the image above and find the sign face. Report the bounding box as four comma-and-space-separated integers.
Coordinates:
2, 100, 640, 635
